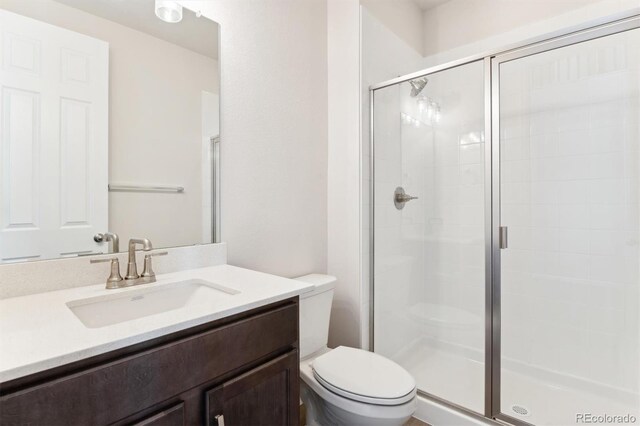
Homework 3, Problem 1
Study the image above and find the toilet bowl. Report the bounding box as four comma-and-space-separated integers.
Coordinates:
294, 274, 417, 426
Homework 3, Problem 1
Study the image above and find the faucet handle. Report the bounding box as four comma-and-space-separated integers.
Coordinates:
90, 257, 123, 289
141, 251, 168, 279
90, 256, 120, 264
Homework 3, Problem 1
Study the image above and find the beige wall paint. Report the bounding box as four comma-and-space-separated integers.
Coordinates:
359, 0, 638, 67
327, 0, 362, 349
179, 0, 328, 278
422, 0, 621, 57
360, 0, 425, 55
1, 0, 219, 250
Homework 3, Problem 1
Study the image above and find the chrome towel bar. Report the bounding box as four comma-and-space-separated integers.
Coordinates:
108, 184, 184, 193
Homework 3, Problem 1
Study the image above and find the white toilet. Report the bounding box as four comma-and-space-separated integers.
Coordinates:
294, 274, 417, 426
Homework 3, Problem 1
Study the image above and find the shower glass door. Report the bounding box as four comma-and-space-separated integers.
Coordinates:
372, 60, 486, 413
496, 25, 640, 424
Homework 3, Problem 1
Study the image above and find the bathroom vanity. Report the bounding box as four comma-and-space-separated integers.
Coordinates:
0, 264, 312, 426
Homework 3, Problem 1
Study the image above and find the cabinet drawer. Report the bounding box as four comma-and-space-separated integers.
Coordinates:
131, 402, 185, 426
0, 303, 297, 426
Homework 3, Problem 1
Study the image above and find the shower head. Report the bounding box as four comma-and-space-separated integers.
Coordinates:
409, 77, 428, 97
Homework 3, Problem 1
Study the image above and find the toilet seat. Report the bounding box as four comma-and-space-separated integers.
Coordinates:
311, 346, 416, 406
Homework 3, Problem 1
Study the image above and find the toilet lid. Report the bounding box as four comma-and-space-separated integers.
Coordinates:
312, 346, 416, 405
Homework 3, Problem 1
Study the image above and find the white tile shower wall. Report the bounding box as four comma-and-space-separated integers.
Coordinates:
374, 78, 443, 359
362, 6, 426, 350
373, 85, 421, 357
0, 243, 227, 299
365, 5, 487, 386
371, 61, 486, 413
418, 62, 486, 354
372, 59, 487, 369
499, 30, 639, 395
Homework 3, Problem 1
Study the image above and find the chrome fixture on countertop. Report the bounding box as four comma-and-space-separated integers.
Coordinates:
90, 257, 124, 289
91, 238, 167, 289
126, 238, 153, 280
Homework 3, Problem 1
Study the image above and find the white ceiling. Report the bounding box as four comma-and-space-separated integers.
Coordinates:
413, 0, 451, 11
53, 0, 219, 59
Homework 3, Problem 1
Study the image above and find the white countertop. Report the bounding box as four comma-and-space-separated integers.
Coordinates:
0, 264, 313, 383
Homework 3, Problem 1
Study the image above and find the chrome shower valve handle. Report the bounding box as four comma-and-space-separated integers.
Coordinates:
394, 187, 418, 210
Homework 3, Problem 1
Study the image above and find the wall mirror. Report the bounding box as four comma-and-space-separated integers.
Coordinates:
0, 0, 220, 263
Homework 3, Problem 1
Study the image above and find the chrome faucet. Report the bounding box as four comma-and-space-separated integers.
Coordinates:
126, 238, 153, 280
91, 238, 167, 289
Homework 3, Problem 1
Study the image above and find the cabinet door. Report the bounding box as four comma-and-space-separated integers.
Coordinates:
131, 403, 185, 426
206, 351, 299, 426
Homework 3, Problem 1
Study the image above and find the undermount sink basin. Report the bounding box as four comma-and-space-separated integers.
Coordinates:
66, 279, 240, 328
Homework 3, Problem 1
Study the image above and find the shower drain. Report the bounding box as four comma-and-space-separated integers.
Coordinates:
511, 405, 531, 417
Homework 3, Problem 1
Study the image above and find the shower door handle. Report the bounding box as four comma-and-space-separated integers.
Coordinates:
499, 226, 508, 249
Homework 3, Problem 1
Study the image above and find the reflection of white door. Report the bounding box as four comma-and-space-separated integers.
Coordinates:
0, 10, 108, 262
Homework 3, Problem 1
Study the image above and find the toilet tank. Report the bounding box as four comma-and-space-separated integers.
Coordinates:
294, 274, 336, 359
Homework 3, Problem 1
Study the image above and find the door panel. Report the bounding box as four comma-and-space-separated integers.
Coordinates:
0, 9, 108, 261
372, 60, 486, 413
496, 26, 640, 424
2, 87, 39, 229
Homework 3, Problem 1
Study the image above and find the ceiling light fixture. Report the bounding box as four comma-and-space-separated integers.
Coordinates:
155, 0, 183, 23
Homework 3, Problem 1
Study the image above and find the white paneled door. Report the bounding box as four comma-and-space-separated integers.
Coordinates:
0, 10, 108, 262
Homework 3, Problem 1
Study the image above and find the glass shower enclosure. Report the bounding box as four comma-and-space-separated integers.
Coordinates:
370, 14, 639, 425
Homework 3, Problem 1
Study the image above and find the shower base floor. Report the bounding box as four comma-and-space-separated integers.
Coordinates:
395, 340, 639, 425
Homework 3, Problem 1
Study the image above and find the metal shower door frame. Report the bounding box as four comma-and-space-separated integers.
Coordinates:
369, 57, 492, 424
489, 13, 640, 426
369, 9, 640, 426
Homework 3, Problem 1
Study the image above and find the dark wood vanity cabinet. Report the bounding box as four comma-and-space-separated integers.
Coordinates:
205, 351, 298, 426
132, 403, 186, 426
0, 298, 300, 426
